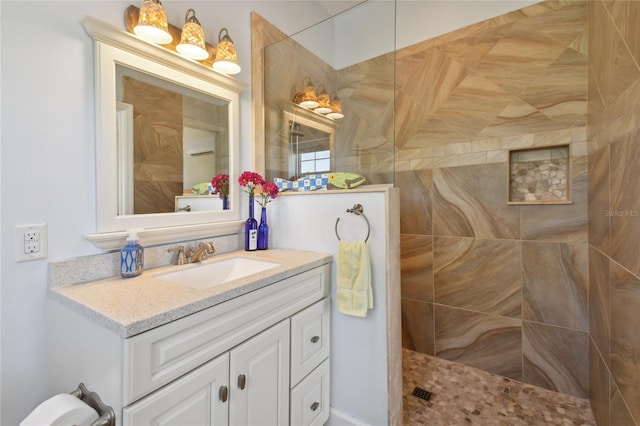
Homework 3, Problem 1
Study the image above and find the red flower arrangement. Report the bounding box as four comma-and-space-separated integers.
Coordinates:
210, 173, 229, 198
257, 181, 279, 207
237, 171, 279, 205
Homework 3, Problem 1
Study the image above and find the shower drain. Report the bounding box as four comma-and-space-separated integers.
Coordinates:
411, 386, 432, 401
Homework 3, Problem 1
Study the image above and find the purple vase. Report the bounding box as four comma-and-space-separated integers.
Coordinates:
245, 196, 257, 251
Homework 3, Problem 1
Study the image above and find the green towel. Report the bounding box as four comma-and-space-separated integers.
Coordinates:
336, 240, 373, 317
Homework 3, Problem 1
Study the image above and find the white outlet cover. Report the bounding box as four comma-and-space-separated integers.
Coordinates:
16, 223, 48, 262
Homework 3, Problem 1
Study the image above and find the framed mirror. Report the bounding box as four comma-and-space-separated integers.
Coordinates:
83, 17, 246, 248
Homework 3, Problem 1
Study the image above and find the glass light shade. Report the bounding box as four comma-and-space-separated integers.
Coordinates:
314, 85, 332, 114
134, 0, 172, 45
300, 78, 319, 109
327, 93, 344, 119
212, 28, 241, 75
176, 10, 208, 61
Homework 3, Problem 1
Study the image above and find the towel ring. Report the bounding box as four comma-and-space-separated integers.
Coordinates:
335, 204, 370, 242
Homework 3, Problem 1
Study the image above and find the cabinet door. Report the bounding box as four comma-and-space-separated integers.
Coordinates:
123, 353, 230, 426
229, 320, 290, 426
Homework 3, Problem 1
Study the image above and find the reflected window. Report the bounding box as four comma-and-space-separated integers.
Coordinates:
300, 150, 330, 174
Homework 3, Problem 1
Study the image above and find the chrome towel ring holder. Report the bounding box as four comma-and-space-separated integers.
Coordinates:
335, 203, 371, 242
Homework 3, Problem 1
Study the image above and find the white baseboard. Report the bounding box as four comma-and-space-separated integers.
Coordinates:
326, 408, 371, 426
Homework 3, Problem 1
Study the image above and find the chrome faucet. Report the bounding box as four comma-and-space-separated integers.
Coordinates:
187, 242, 215, 263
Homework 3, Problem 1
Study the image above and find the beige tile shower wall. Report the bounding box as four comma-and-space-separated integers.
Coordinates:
398, 0, 591, 399
587, 1, 640, 425
263, 30, 336, 181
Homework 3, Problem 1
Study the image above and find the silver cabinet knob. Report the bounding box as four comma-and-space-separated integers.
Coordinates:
238, 374, 246, 390
310, 401, 320, 411
311, 336, 320, 343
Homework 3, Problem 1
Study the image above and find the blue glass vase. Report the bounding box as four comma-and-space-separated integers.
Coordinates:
258, 207, 269, 250
222, 195, 229, 210
245, 195, 258, 251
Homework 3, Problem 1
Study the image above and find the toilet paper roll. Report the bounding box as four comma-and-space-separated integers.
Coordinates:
20, 393, 99, 426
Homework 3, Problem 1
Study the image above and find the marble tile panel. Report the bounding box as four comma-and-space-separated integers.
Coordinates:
395, 48, 467, 149
401, 299, 434, 356
522, 241, 588, 330
610, 129, 640, 277
409, 158, 433, 171
396, 169, 433, 235
590, 1, 640, 106
589, 246, 610, 369
610, 376, 636, 426
433, 163, 520, 239
474, 28, 567, 95
401, 234, 433, 302
481, 99, 562, 137
432, 155, 459, 168
569, 26, 588, 56
456, 152, 487, 167
433, 237, 521, 318
588, 146, 610, 254
519, 48, 588, 127
434, 305, 522, 381
444, 141, 472, 156
512, 0, 586, 47
589, 338, 610, 426
624, 1, 640, 70
520, 155, 587, 243
501, 133, 535, 149
522, 321, 589, 398
471, 138, 502, 153
609, 260, 640, 423
486, 150, 509, 163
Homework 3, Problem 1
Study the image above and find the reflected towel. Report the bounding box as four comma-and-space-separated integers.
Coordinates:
336, 240, 373, 317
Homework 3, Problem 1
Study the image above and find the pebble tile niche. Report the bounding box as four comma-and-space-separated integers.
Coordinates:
508, 145, 571, 204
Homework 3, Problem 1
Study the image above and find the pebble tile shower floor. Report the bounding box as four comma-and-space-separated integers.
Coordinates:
402, 349, 596, 425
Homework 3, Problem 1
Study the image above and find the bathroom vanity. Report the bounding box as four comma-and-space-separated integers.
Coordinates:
48, 249, 332, 426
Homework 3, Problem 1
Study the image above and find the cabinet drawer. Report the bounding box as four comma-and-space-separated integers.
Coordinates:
123, 264, 330, 405
290, 358, 330, 426
291, 298, 330, 386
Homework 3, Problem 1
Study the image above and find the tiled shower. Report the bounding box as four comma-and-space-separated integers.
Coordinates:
398, 0, 639, 424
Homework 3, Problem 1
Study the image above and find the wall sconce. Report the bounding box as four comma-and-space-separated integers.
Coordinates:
299, 78, 319, 109
133, 0, 172, 45
176, 9, 208, 60
212, 28, 241, 75
314, 85, 332, 114
327, 93, 344, 120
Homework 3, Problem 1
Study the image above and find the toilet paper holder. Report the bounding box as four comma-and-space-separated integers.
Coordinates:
70, 383, 115, 426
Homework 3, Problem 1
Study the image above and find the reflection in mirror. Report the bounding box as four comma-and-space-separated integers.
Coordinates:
285, 109, 334, 180
115, 65, 229, 215
263, 1, 396, 185
83, 16, 245, 243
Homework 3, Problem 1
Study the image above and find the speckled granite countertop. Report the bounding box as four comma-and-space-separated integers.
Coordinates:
49, 249, 332, 338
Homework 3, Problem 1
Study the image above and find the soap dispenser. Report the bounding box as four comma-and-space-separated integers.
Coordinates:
121, 230, 144, 278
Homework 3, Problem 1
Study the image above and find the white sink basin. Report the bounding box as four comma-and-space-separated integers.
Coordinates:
155, 257, 281, 290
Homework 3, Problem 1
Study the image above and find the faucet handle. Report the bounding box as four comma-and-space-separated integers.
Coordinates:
200, 241, 215, 254
167, 246, 187, 265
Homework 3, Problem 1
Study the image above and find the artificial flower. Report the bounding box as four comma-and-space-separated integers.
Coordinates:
238, 171, 264, 196
257, 180, 279, 207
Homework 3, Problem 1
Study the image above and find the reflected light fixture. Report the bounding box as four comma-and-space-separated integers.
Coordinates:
327, 93, 344, 119
133, 0, 173, 45
176, 9, 208, 60
212, 28, 241, 75
314, 85, 332, 114
299, 78, 319, 109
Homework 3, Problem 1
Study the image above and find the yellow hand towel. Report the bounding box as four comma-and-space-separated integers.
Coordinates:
337, 240, 373, 317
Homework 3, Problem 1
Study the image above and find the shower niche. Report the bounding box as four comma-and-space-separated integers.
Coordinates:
508, 145, 571, 205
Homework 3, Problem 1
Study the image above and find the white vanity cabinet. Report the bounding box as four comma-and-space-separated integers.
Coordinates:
49, 258, 331, 426
123, 320, 291, 426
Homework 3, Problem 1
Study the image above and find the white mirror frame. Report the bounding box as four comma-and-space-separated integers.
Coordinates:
83, 17, 247, 250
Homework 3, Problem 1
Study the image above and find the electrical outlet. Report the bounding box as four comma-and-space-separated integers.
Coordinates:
16, 224, 48, 262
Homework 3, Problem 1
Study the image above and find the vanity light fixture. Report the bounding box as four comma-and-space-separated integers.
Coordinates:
133, 0, 172, 45
314, 85, 332, 114
299, 77, 319, 109
327, 93, 344, 119
176, 9, 209, 60
212, 28, 241, 75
